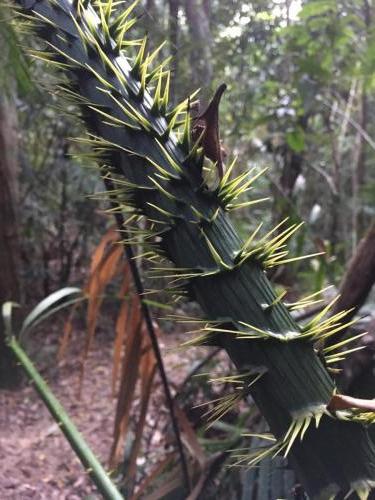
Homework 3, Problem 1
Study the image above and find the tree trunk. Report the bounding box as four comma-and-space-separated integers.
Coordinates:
146, 0, 156, 10
184, 0, 213, 93
168, 0, 179, 102
143, 0, 159, 35
0, 95, 22, 388
331, 221, 375, 323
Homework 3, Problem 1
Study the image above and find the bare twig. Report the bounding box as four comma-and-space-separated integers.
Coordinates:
176, 347, 221, 397
306, 162, 337, 195
320, 95, 375, 152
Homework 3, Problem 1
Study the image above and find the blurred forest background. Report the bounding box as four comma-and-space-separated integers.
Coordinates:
1, 0, 375, 498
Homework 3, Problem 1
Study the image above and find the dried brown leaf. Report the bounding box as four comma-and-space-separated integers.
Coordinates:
126, 344, 157, 484
89, 227, 119, 275
131, 454, 176, 500
78, 228, 124, 392
83, 244, 123, 362
111, 268, 132, 393
174, 404, 206, 468
109, 298, 143, 466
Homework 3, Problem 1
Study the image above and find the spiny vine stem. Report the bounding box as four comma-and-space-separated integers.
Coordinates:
104, 177, 191, 494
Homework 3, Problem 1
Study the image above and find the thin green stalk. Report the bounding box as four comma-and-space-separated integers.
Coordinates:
7, 336, 124, 500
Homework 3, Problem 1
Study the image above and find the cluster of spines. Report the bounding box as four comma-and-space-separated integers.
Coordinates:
173, 286, 362, 361
217, 161, 269, 211
136, 213, 327, 281
26, 0, 202, 170
232, 410, 325, 468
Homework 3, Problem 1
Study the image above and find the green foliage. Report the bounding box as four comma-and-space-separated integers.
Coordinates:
18, 88, 105, 296
285, 127, 305, 153
0, 6, 34, 96
299, 0, 336, 20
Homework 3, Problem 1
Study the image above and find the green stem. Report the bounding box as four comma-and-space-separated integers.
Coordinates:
7, 336, 124, 500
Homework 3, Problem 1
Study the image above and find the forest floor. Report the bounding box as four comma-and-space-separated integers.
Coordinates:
0, 315, 209, 499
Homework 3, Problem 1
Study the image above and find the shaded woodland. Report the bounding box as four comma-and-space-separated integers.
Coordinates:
1, 0, 375, 498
